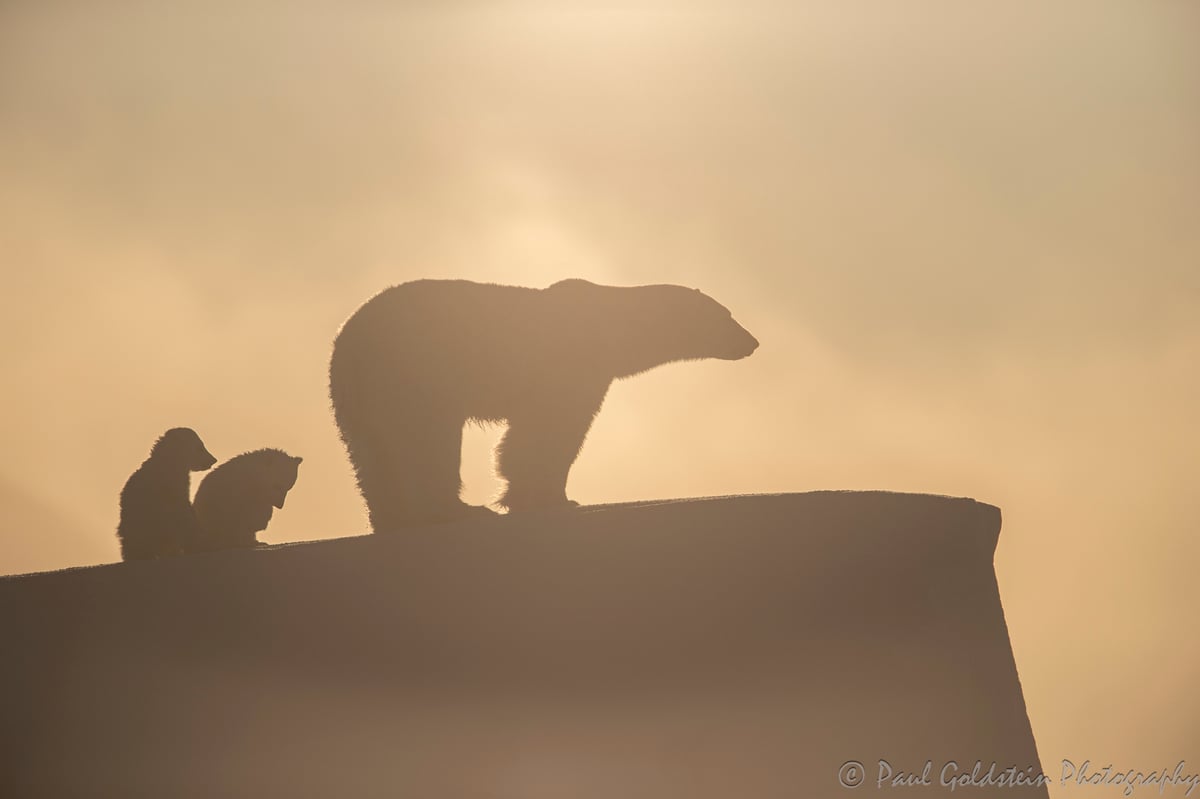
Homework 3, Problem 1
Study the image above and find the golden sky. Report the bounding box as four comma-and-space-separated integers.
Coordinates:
1, 1, 1197, 792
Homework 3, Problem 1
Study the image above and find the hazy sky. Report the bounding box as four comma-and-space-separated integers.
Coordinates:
2, 1, 1197, 792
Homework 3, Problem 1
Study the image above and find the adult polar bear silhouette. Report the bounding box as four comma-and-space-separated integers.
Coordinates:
329, 278, 758, 531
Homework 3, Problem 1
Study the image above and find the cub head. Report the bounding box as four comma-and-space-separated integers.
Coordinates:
151, 427, 217, 472
258, 451, 303, 510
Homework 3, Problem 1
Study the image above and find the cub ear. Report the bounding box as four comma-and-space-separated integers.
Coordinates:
292, 456, 303, 465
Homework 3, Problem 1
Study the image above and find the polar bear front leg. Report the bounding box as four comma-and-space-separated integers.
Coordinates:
496, 403, 600, 513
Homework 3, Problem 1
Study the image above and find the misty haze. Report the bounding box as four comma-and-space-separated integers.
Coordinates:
1, 2, 1197, 796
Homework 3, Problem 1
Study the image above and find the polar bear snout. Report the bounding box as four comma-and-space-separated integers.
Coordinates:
742, 330, 760, 356
722, 323, 759, 360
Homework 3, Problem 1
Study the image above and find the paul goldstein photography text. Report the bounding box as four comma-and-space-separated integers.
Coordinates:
838, 758, 1198, 794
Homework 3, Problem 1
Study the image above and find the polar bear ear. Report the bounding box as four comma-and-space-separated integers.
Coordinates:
548, 278, 596, 291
